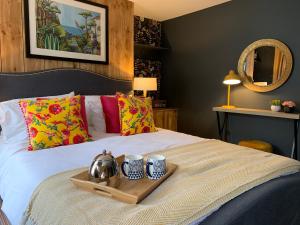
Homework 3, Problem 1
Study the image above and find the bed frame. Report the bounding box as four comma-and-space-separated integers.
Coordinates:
0, 69, 132, 102
0, 69, 300, 225
200, 172, 300, 225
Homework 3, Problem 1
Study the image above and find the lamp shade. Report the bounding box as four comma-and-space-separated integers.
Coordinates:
223, 70, 241, 85
133, 77, 157, 91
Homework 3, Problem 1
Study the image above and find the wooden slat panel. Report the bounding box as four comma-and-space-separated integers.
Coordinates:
107, 0, 134, 80
121, 0, 134, 80
90, 64, 97, 73
56, 61, 63, 68
153, 108, 178, 131
24, 58, 45, 72
74, 62, 80, 69
63, 61, 76, 68
79, 63, 93, 71
153, 110, 164, 129
0, 0, 24, 72
22, 0, 45, 72
167, 110, 178, 131
0, 0, 133, 81
92, 0, 109, 76
44, 60, 61, 70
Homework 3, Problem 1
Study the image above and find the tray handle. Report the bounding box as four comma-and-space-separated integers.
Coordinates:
94, 187, 113, 198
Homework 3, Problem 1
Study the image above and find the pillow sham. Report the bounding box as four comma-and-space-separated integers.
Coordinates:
117, 95, 156, 136
100, 96, 120, 133
19, 96, 89, 151
37, 96, 90, 136
83, 96, 106, 133
0, 92, 74, 145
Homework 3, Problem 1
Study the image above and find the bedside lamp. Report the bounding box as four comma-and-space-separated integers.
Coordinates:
222, 70, 241, 109
133, 77, 157, 97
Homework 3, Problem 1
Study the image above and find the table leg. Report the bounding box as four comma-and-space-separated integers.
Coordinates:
216, 112, 229, 141
224, 112, 229, 142
216, 112, 222, 140
293, 120, 299, 160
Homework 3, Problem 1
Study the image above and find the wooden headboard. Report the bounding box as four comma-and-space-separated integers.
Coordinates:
0, 69, 132, 101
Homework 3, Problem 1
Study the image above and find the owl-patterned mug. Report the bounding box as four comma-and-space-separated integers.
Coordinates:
146, 155, 166, 180
121, 154, 144, 180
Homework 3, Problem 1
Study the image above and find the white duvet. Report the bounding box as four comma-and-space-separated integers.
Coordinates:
0, 129, 204, 225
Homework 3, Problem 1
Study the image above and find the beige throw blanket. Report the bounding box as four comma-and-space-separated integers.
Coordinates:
22, 140, 300, 225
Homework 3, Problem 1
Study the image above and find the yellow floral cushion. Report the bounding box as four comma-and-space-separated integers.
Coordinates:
117, 95, 156, 136
19, 96, 89, 151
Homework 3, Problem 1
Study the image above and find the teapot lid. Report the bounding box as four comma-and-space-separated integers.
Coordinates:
94, 150, 115, 161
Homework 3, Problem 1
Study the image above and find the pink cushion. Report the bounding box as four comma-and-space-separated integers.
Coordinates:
100, 96, 120, 133
80, 96, 90, 136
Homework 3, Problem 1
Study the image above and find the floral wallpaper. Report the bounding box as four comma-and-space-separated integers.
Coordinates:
134, 58, 162, 99
134, 16, 161, 47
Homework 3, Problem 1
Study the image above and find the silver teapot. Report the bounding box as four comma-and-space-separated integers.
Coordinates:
89, 150, 119, 185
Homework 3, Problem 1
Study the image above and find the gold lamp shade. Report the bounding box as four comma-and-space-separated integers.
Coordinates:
223, 70, 241, 85
222, 70, 241, 109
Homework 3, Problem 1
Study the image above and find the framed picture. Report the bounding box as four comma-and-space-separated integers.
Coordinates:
24, 0, 109, 64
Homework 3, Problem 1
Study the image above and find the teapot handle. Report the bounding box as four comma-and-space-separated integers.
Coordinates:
121, 161, 128, 177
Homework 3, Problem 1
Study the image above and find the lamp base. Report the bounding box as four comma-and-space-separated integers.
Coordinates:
222, 105, 236, 109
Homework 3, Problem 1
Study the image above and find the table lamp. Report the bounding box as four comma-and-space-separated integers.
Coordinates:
222, 70, 241, 109
133, 77, 157, 97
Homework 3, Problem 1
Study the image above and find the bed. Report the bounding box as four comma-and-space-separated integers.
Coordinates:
0, 69, 300, 225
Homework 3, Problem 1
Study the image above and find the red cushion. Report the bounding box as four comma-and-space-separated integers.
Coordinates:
79, 96, 90, 136
100, 96, 120, 133
37, 96, 90, 136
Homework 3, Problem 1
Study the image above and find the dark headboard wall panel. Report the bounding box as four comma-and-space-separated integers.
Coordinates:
0, 69, 132, 101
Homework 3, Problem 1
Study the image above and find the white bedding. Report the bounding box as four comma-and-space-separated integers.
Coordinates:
0, 129, 204, 225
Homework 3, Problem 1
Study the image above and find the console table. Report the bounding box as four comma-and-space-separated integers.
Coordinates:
213, 107, 300, 160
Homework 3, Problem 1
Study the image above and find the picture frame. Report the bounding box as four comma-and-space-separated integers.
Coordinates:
24, 0, 109, 64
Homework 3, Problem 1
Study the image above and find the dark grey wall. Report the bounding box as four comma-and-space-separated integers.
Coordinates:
162, 0, 300, 157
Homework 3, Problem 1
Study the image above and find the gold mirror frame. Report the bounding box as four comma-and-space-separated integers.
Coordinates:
238, 39, 293, 92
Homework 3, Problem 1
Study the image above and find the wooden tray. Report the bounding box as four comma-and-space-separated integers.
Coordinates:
70, 155, 177, 204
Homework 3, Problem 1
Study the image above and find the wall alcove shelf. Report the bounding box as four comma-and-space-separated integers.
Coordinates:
134, 43, 170, 60
134, 43, 169, 51
133, 16, 170, 100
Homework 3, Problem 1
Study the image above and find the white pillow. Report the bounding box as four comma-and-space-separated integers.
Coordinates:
0, 92, 74, 146
84, 96, 106, 133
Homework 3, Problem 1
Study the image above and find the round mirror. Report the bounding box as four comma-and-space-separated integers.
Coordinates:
238, 39, 293, 92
